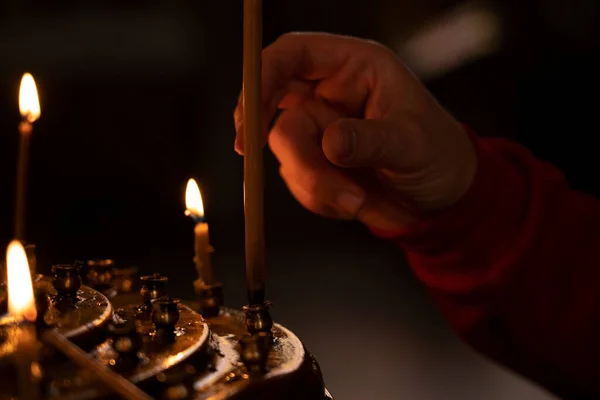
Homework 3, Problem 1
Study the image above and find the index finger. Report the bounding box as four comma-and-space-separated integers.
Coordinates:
234, 32, 393, 149
265, 32, 391, 113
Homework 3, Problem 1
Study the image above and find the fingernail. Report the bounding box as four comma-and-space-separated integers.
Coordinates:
336, 190, 364, 215
331, 129, 350, 158
329, 128, 357, 163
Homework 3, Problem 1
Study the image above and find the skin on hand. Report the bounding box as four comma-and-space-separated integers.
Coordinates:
233, 32, 477, 232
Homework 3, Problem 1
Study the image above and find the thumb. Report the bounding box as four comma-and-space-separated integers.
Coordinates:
322, 118, 409, 170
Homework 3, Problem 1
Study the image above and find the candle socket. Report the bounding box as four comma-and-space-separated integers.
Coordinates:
243, 302, 273, 336
40, 329, 153, 400
86, 259, 115, 294
239, 332, 271, 376
112, 265, 138, 294
108, 319, 142, 372
193, 280, 223, 318
151, 297, 180, 345
156, 364, 197, 400
52, 263, 82, 300
139, 273, 169, 314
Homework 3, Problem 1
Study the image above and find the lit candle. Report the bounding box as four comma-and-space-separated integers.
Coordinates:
185, 179, 214, 285
6, 240, 40, 400
15, 73, 41, 240
7, 241, 37, 321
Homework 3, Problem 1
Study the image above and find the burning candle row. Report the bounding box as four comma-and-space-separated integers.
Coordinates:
4, 72, 216, 398
5, 73, 43, 399
9, 72, 215, 307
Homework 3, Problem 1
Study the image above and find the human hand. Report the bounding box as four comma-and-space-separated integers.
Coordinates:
233, 33, 476, 231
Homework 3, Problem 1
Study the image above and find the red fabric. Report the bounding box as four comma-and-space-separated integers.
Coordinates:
371, 132, 600, 399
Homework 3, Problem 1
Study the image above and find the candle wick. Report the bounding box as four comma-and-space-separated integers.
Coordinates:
185, 210, 204, 224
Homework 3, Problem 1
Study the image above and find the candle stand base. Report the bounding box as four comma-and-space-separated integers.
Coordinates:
1, 263, 332, 400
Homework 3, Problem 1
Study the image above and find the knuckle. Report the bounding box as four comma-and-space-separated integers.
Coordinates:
277, 32, 297, 43
267, 118, 288, 154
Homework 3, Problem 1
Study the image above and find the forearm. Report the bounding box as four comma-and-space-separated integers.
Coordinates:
374, 134, 600, 397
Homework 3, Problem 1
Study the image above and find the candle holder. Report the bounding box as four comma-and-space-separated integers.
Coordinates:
51, 263, 82, 301
1, 272, 330, 400
243, 302, 273, 336
86, 259, 115, 294
112, 265, 138, 294
151, 296, 180, 345
193, 279, 223, 318
239, 332, 271, 376
155, 364, 197, 400
139, 273, 168, 314
108, 319, 142, 372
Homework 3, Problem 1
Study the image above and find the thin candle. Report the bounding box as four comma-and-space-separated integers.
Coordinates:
185, 179, 214, 285
6, 241, 37, 321
15, 73, 41, 240
243, 0, 266, 306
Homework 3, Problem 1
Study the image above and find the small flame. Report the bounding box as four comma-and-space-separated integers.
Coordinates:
185, 179, 204, 219
6, 240, 37, 322
19, 73, 41, 123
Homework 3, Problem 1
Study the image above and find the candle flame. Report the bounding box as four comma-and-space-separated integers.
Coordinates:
19, 73, 41, 123
6, 240, 37, 322
185, 178, 204, 219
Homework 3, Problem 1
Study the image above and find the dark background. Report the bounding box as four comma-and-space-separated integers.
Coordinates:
1, 1, 599, 398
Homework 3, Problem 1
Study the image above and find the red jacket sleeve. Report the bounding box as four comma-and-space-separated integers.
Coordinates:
372, 133, 600, 399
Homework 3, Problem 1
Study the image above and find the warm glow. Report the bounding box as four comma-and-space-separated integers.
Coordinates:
185, 178, 204, 219
19, 73, 41, 122
6, 240, 37, 322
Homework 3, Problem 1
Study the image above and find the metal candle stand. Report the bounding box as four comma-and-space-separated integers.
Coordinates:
0, 254, 331, 399
193, 279, 223, 319
2, 2, 331, 398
